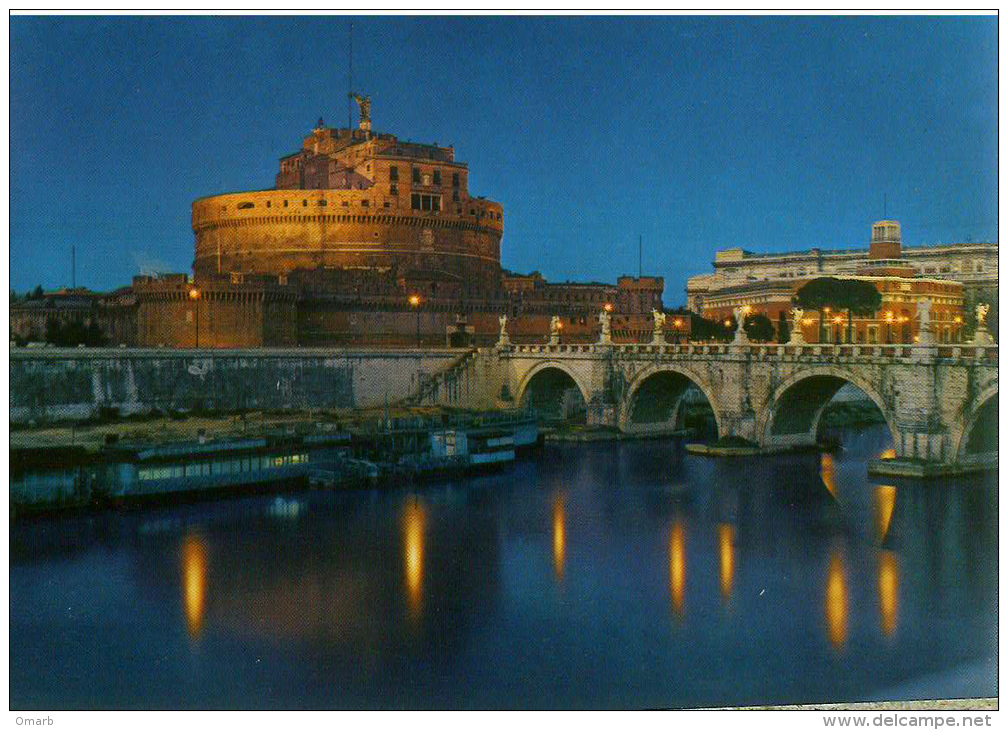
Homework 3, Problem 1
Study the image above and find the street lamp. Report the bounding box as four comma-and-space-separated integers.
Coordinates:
189, 288, 200, 348
674, 318, 683, 343
409, 295, 420, 347
885, 311, 894, 344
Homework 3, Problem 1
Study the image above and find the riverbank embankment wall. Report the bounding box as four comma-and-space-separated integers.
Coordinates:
10, 347, 496, 425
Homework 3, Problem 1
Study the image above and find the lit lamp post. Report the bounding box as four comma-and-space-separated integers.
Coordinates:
409, 295, 420, 347
898, 314, 909, 343
833, 315, 844, 344
674, 318, 684, 343
885, 311, 894, 344
189, 288, 200, 348
954, 315, 963, 343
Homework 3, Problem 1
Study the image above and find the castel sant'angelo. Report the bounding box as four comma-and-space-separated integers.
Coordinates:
126, 96, 664, 348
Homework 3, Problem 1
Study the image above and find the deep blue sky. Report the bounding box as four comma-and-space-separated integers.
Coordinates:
10, 15, 998, 304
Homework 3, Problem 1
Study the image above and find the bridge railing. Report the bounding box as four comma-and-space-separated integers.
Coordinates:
497, 340, 997, 362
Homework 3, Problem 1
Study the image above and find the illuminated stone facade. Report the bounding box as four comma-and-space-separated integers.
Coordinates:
13, 103, 670, 349
135, 104, 666, 348
193, 119, 503, 292
687, 224, 996, 314
691, 221, 984, 344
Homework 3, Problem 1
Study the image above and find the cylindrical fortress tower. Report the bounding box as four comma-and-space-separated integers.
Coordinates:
192, 108, 504, 293
192, 188, 503, 289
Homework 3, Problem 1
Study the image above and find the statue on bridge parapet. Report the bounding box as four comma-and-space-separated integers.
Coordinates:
788, 307, 806, 345
916, 299, 936, 346
496, 314, 510, 347
598, 309, 612, 345
732, 306, 749, 344
549, 315, 562, 345
651, 309, 666, 344
973, 303, 994, 345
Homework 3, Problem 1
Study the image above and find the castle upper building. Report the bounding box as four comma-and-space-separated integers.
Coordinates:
192, 107, 503, 293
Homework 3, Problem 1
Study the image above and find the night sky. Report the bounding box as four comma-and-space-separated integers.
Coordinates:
9, 15, 998, 304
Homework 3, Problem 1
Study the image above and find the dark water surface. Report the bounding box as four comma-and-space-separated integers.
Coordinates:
10, 425, 997, 709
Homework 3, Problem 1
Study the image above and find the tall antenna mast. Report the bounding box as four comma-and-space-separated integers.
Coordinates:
348, 20, 353, 131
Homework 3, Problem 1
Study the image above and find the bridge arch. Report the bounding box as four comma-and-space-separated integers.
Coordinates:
515, 360, 591, 421
618, 364, 722, 437
755, 366, 896, 449
955, 383, 998, 461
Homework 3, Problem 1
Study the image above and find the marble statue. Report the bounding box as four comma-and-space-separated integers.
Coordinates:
496, 314, 509, 346
598, 309, 612, 343
549, 315, 561, 344
789, 307, 806, 345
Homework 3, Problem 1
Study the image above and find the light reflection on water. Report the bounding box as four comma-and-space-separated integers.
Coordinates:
826, 548, 849, 649
875, 485, 897, 543
821, 452, 838, 498
879, 550, 900, 638
9, 423, 998, 709
718, 524, 735, 603
669, 519, 686, 618
404, 500, 426, 618
552, 494, 566, 584
182, 534, 207, 640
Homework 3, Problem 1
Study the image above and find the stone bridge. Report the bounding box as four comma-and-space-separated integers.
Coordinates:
10, 338, 998, 467
446, 339, 997, 466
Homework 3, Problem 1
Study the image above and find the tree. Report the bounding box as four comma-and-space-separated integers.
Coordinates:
794, 277, 841, 342
689, 312, 734, 342
777, 310, 790, 343
794, 277, 882, 343
744, 313, 775, 342
839, 279, 883, 343
45, 317, 62, 345
31, 285, 44, 300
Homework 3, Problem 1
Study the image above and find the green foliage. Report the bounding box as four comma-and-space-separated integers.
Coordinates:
689, 313, 734, 342
31, 285, 44, 300
744, 312, 776, 342
44, 317, 105, 347
777, 310, 790, 343
793, 277, 843, 311
794, 277, 880, 314
794, 277, 882, 340
843, 279, 884, 316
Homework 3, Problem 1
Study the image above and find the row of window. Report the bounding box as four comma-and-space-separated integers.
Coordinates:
214, 197, 501, 222
137, 452, 310, 481
392, 166, 460, 188
824, 325, 961, 345
198, 214, 499, 233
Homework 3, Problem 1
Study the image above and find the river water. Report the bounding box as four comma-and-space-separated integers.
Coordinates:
10, 424, 997, 709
